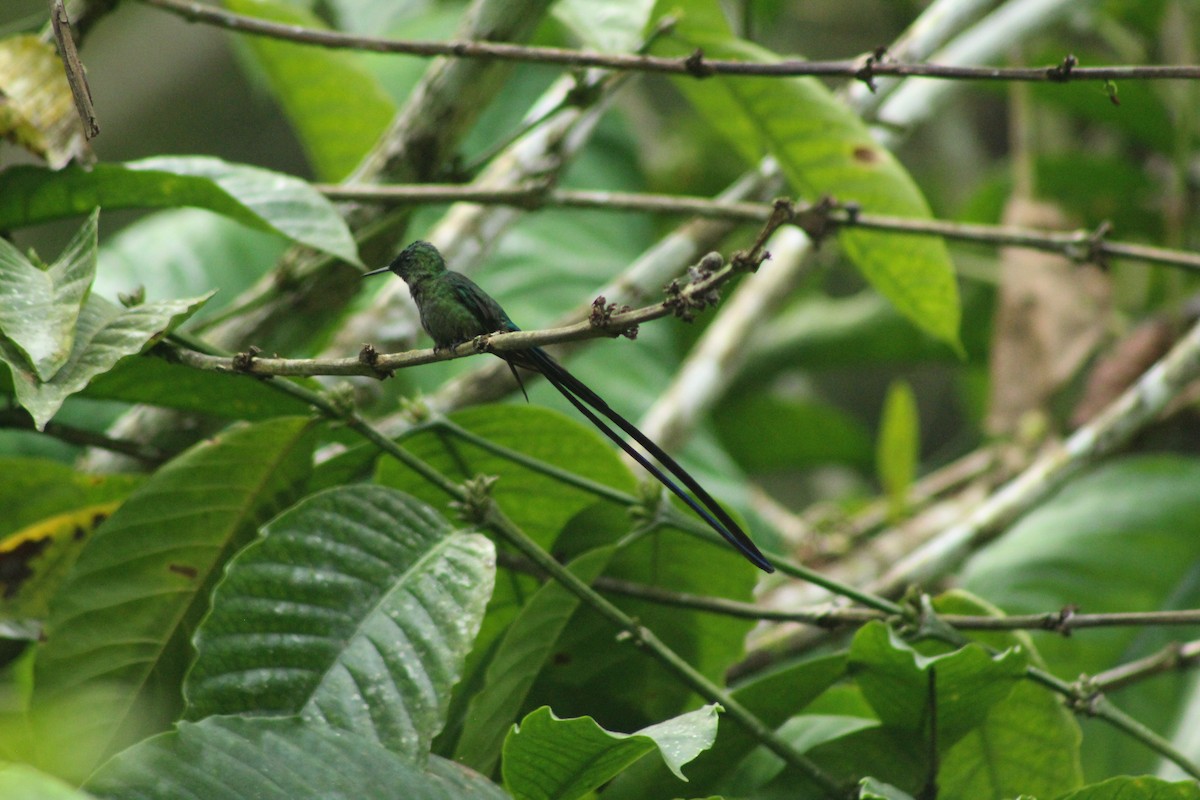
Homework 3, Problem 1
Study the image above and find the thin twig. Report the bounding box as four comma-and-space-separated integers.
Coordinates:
865, 314, 1200, 598
0, 408, 167, 463
137, 0, 1200, 84
48, 0, 99, 139
1093, 639, 1200, 693
320, 184, 1200, 274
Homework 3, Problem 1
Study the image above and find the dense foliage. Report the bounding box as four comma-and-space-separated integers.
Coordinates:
1, 1, 1199, 799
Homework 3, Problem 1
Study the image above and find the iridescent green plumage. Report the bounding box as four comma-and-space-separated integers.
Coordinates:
365, 241, 774, 572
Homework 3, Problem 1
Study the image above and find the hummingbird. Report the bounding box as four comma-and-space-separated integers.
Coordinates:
364, 241, 774, 573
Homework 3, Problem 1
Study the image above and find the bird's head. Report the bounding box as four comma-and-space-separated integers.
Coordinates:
363, 240, 446, 282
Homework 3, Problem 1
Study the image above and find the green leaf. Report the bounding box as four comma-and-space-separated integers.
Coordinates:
186, 485, 495, 762
0, 158, 360, 265
0, 209, 96, 381
0, 290, 213, 430
28, 418, 316, 782
378, 406, 636, 548
933, 592, 1083, 800
454, 546, 615, 775
648, 0, 960, 349
85, 716, 509, 800
0, 457, 139, 540
1056, 775, 1200, 800
223, 0, 395, 181
502, 704, 720, 799
95, 208, 288, 319
718, 391, 873, 472
80, 355, 314, 420
848, 621, 1026, 747
960, 456, 1200, 779
0, 762, 94, 800
876, 379, 918, 518
601, 653, 848, 799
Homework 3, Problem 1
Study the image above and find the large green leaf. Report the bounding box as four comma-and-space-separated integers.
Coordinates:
0, 290, 213, 430
647, 0, 960, 349
95, 208, 288, 319
454, 546, 615, 775
961, 456, 1200, 779
502, 704, 720, 799
0, 457, 139, 540
602, 652, 849, 799
28, 418, 316, 782
79, 355, 314, 421
222, 0, 395, 181
0, 209, 96, 381
933, 592, 1083, 800
186, 485, 495, 762
85, 716, 509, 800
0, 158, 360, 265
848, 621, 1026, 748
525, 507, 759, 735
378, 405, 636, 548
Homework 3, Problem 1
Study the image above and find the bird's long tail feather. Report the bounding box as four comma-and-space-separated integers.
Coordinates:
515, 348, 774, 573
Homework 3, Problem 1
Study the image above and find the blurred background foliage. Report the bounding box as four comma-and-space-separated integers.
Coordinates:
3, 0, 1200, 791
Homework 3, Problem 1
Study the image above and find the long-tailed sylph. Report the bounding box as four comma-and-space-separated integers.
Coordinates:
364, 241, 773, 572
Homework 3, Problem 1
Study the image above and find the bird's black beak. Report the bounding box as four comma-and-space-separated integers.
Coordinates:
362, 266, 392, 278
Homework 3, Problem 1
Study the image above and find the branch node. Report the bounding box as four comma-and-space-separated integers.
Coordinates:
1067, 675, 1103, 716
1049, 604, 1079, 636
472, 333, 493, 354
855, 46, 888, 92
589, 296, 639, 339
684, 48, 715, 78
232, 345, 261, 372
1048, 53, 1078, 82
794, 196, 840, 245
357, 343, 394, 379
1087, 220, 1113, 269
450, 474, 499, 526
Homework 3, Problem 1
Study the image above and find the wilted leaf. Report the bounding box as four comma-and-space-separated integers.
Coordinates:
0, 35, 87, 166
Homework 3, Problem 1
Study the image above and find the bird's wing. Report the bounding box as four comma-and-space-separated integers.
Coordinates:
447, 273, 519, 334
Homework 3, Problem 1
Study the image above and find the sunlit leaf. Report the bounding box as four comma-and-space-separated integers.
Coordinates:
223, 0, 395, 181
1, 291, 213, 430
647, 0, 960, 349
187, 485, 495, 762
0, 158, 360, 265
0, 209, 96, 381
502, 704, 720, 799
29, 418, 316, 782
86, 716, 508, 800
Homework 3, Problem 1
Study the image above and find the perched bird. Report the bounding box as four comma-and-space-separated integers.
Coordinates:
364, 241, 774, 573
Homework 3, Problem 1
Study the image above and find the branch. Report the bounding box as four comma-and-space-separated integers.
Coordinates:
165, 207, 794, 379
1092, 639, 1200, 693
137, 0, 1200, 84
320, 184, 1200, 274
